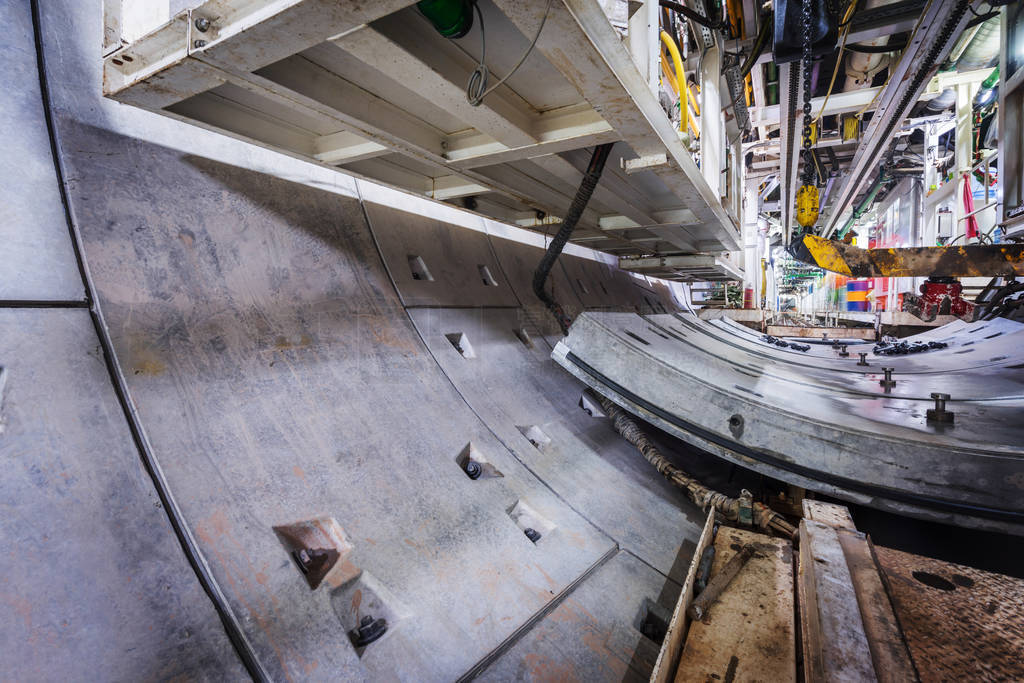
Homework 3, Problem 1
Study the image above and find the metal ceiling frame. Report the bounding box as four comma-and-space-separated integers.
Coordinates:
103, 0, 743, 258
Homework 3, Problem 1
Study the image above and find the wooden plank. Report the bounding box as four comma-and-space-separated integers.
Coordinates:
799, 520, 876, 682
876, 546, 1024, 682
836, 529, 917, 683
650, 509, 716, 683
802, 499, 857, 530
674, 526, 795, 682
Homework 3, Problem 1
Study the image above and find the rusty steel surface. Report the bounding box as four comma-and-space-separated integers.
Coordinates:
876, 545, 1024, 682
553, 311, 1024, 534
795, 235, 1024, 278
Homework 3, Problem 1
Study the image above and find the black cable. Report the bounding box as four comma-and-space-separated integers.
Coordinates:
847, 41, 904, 53
659, 0, 725, 30
739, 10, 772, 77
532, 143, 615, 334
29, 1, 268, 679
965, 10, 1000, 27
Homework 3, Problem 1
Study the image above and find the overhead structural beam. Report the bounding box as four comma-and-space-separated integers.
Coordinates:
778, 62, 801, 245
327, 29, 537, 149
492, 0, 742, 252
821, 0, 979, 236
793, 234, 1024, 278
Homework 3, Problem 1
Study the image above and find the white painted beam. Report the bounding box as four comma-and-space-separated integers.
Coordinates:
313, 131, 389, 164
328, 28, 537, 148
492, 0, 741, 252
105, 0, 418, 105
430, 176, 491, 200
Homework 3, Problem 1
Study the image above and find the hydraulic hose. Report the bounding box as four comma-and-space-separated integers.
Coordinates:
596, 392, 798, 539
532, 143, 614, 334
659, 0, 725, 30
739, 11, 772, 78
660, 30, 688, 134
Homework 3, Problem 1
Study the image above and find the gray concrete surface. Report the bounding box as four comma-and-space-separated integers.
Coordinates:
0, 0, 83, 301
0, 0, 703, 678
554, 311, 1024, 534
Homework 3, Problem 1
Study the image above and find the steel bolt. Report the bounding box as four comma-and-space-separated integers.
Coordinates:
464, 460, 482, 480
858, 352, 869, 366
194, 39, 207, 48
927, 392, 954, 423
194, 17, 211, 32
879, 367, 896, 389
523, 527, 542, 543
838, 344, 849, 357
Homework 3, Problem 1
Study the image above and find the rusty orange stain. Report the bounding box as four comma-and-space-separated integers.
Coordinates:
292, 465, 307, 484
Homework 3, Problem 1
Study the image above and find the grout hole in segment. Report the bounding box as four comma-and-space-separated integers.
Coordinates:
445, 332, 476, 358
517, 424, 552, 450
330, 571, 406, 657
578, 390, 606, 418
408, 255, 434, 281
507, 499, 556, 544
576, 278, 590, 295
478, 264, 498, 286
455, 442, 503, 480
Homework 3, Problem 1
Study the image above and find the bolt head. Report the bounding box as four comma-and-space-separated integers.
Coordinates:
194, 17, 211, 32
931, 392, 950, 400
193, 39, 207, 48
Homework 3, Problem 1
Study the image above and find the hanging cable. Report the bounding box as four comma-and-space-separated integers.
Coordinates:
812, 0, 857, 124
595, 392, 797, 539
532, 143, 615, 334
739, 11, 772, 78
659, 0, 726, 30
467, 0, 552, 106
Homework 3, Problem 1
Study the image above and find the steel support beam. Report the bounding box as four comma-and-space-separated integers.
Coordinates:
778, 62, 801, 245
821, 1, 978, 236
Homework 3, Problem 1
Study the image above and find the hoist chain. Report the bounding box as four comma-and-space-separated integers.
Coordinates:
800, 0, 815, 184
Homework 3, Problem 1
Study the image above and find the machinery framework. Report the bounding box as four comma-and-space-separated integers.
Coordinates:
102, 0, 743, 258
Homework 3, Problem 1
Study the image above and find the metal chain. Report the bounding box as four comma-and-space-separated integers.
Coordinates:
800, 0, 815, 184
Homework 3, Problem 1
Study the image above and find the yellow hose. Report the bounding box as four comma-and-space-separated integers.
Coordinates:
660, 48, 679, 95
660, 30, 687, 134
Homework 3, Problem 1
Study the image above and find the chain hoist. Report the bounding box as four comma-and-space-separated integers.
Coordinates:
795, 0, 820, 230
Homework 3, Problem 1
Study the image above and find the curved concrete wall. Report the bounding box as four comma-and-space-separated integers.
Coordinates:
1, 0, 699, 679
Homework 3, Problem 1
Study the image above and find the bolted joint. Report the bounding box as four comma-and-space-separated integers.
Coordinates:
926, 392, 954, 423
523, 527, 541, 543
858, 352, 869, 366
838, 344, 849, 357
879, 367, 896, 389
463, 460, 482, 480
194, 17, 211, 32
349, 615, 388, 647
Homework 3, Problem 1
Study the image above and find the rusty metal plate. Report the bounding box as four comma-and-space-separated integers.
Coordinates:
876, 545, 1024, 681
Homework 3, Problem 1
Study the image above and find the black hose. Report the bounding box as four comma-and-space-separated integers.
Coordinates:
660, 0, 725, 30
847, 41, 904, 53
740, 11, 772, 77
532, 143, 614, 334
